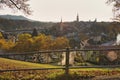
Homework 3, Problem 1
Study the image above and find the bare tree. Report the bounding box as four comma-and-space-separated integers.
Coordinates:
107, 0, 120, 21
0, 0, 32, 15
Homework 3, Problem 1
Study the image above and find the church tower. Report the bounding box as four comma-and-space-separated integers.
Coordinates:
94, 18, 97, 22
76, 13, 79, 22
60, 17, 63, 31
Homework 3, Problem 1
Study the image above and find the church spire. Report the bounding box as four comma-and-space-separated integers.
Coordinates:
94, 18, 97, 22
60, 17, 63, 31
61, 17, 62, 23
76, 13, 79, 22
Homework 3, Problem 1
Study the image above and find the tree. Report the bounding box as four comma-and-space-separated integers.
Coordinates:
13, 33, 32, 52
51, 37, 70, 50
18, 33, 31, 41
32, 28, 38, 37
0, 39, 15, 51
32, 34, 52, 50
0, 0, 32, 15
107, 0, 120, 21
0, 32, 4, 39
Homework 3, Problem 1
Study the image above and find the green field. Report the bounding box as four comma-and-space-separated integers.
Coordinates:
0, 58, 120, 80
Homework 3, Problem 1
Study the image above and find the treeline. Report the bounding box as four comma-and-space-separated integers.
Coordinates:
0, 18, 54, 30
0, 33, 69, 53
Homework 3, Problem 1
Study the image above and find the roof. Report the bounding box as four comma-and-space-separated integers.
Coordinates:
84, 45, 120, 50
101, 41, 116, 46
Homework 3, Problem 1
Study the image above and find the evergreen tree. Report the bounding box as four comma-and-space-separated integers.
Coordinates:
32, 28, 38, 37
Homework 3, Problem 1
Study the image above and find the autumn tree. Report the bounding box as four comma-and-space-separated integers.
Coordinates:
0, 32, 4, 39
51, 37, 70, 50
107, 0, 120, 21
0, 39, 6, 49
32, 34, 53, 51
0, 32, 15, 52
2, 33, 70, 52
18, 33, 31, 41
0, 0, 32, 15
0, 39, 15, 52
13, 33, 33, 52
2, 40, 15, 51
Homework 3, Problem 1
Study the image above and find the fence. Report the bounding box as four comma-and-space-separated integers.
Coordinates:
0, 46, 120, 79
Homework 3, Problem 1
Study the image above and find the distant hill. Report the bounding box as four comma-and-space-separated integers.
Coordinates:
0, 15, 54, 30
0, 15, 31, 21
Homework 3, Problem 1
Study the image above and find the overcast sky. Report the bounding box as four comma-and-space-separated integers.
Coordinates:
0, 0, 113, 22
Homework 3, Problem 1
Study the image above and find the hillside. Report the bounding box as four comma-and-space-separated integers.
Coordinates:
0, 15, 30, 21
0, 58, 63, 80
0, 16, 54, 30
0, 58, 58, 69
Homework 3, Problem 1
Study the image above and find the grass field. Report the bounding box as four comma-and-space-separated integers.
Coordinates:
0, 58, 64, 80
0, 58, 120, 80
0, 58, 58, 69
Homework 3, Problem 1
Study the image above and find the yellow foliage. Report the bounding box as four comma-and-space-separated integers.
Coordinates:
0, 39, 6, 48
18, 33, 31, 41
14, 34, 33, 52
0, 33, 70, 52
0, 32, 3, 39
32, 34, 52, 50
0, 39, 15, 51
51, 37, 69, 50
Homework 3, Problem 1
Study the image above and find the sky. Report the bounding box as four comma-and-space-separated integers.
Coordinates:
0, 0, 113, 22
